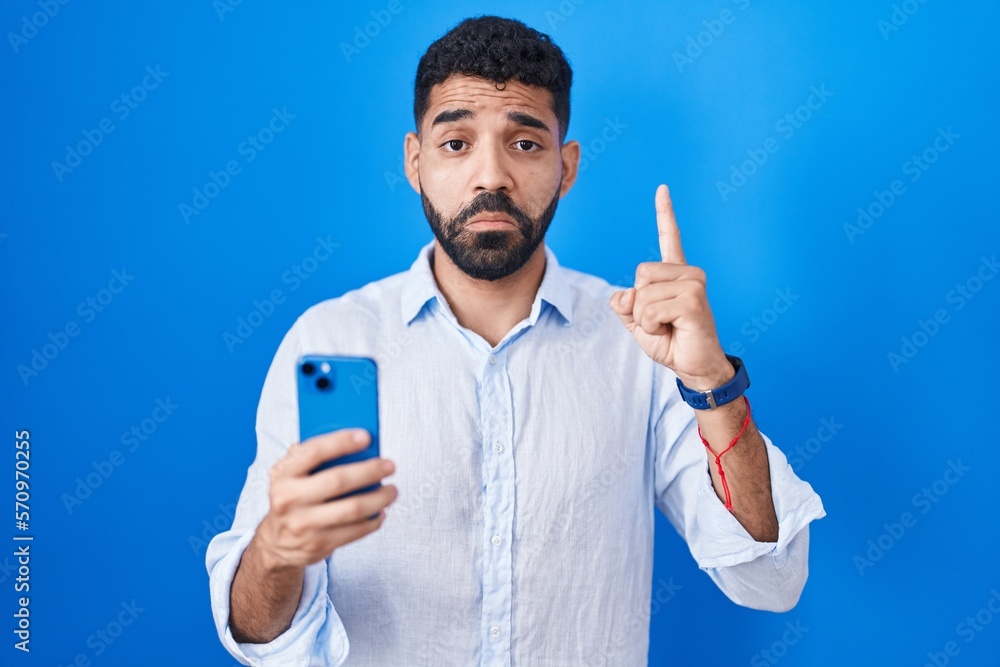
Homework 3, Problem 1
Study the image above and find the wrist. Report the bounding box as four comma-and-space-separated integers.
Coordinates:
676, 355, 736, 391
250, 521, 300, 576
676, 354, 750, 411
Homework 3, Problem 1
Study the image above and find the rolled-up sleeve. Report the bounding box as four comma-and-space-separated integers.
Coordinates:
652, 365, 826, 612
205, 314, 351, 665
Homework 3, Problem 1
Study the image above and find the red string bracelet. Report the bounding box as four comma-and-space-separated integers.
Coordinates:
697, 395, 752, 512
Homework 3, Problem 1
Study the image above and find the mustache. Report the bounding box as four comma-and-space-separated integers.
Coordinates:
452, 191, 532, 230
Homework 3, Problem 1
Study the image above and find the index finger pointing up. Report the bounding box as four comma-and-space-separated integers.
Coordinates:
656, 184, 686, 265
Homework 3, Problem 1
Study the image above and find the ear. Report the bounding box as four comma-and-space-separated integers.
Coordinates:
404, 131, 421, 194
558, 139, 580, 198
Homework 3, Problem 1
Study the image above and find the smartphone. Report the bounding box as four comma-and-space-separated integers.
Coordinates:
296, 355, 381, 503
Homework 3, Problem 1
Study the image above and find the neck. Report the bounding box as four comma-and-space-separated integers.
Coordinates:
431, 240, 547, 348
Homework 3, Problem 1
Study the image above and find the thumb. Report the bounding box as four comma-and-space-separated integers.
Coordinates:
611, 289, 636, 332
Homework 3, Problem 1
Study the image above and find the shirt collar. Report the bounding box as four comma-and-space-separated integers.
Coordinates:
400, 240, 574, 328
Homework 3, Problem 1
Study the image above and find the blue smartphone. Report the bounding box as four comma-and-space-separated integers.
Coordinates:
296, 355, 381, 502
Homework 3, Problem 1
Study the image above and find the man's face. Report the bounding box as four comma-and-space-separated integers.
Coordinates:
404, 74, 579, 281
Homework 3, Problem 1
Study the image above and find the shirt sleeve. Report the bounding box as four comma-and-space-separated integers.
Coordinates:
651, 363, 826, 612
205, 315, 351, 666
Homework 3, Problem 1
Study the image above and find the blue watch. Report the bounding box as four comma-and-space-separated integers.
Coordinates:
675, 355, 750, 410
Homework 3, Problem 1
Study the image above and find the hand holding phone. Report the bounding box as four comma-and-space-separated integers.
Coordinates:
230, 356, 397, 643
253, 428, 397, 569
250, 355, 396, 569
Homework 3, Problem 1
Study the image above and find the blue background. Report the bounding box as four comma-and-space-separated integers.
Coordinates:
3, 1, 998, 665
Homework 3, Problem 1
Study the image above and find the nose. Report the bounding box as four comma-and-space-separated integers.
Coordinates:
472, 140, 514, 193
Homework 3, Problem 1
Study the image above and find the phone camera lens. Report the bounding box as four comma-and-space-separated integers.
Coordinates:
301, 362, 316, 376
316, 376, 331, 390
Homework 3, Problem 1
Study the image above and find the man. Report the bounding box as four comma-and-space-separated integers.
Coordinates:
207, 15, 825, 666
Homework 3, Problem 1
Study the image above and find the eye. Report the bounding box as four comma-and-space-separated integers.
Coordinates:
442, 139, 467, 152
513, 140, 540, 152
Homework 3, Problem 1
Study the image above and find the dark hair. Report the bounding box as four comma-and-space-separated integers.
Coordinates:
413, 15, 573, 142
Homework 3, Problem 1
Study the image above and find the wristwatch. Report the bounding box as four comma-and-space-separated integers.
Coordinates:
675, 354, 750, 410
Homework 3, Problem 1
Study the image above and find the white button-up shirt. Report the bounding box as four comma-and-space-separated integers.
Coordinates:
206, 239, 826, 666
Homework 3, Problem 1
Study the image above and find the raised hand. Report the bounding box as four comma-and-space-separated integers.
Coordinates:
610, 184, 734, 390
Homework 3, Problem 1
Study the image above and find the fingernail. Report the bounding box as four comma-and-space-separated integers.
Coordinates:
381, 460, 394, 473
353, 430, 368, 444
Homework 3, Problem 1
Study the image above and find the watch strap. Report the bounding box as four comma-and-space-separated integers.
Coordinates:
675, 355, 750, 410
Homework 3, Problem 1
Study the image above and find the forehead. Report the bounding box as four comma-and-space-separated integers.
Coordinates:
423, 74, 555, 129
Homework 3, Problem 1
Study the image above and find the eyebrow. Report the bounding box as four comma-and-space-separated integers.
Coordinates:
431, 108, 474, 126
430, 108, 551, 134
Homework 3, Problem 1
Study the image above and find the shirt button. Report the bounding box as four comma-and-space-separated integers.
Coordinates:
492, 534, 503, 547
490, 625, 501, 638
493, 442, 503, 453
488, 354, 497, 365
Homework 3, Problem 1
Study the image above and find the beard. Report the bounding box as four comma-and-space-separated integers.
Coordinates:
420, 182, 560, 282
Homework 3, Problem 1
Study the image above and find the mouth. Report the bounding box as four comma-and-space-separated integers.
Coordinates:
467, 214, 516, 230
